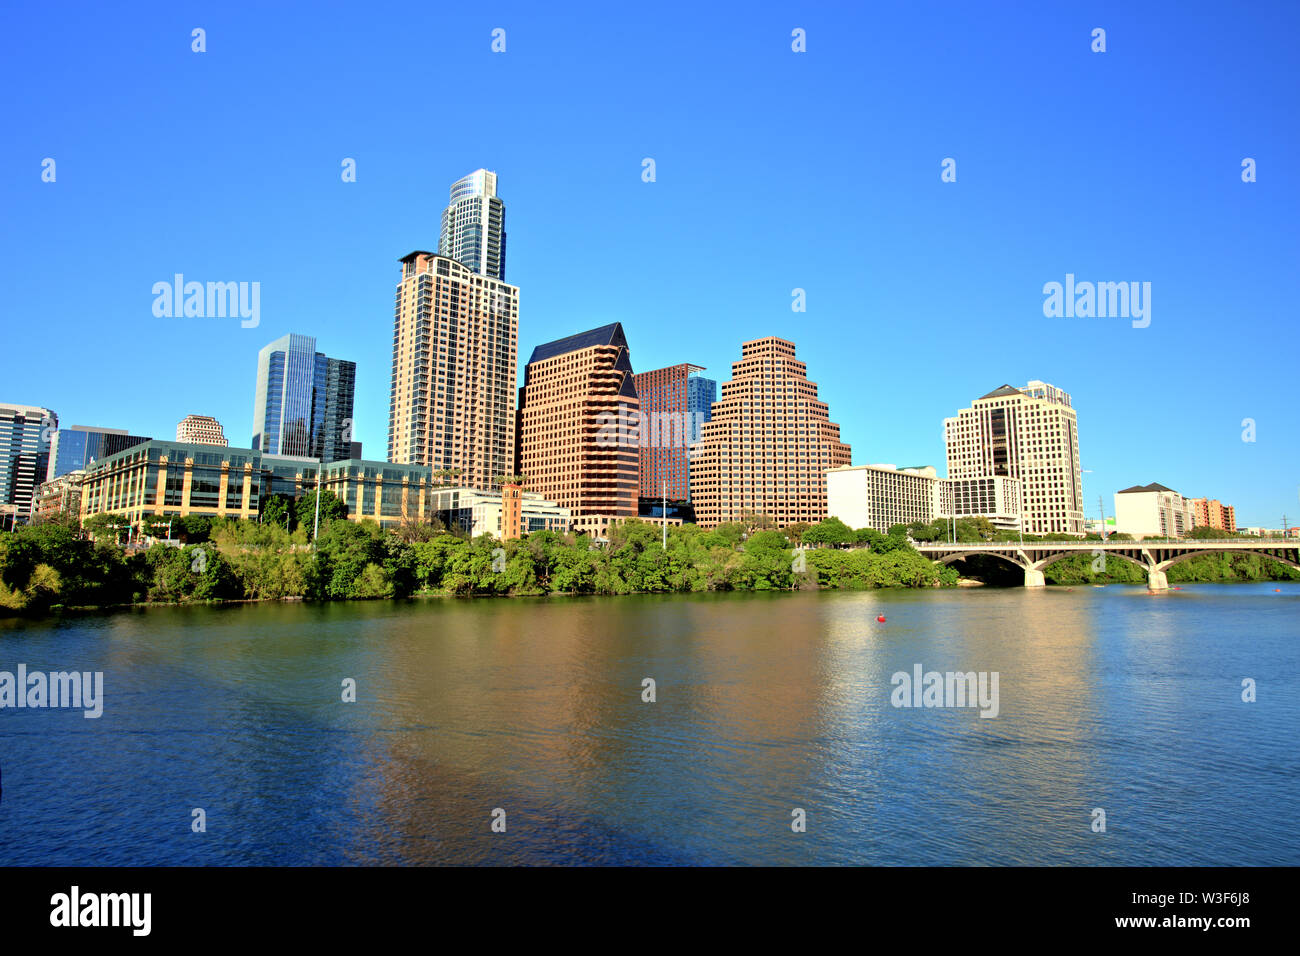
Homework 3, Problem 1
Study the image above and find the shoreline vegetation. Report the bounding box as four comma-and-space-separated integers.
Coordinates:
2, 504, 1295, 619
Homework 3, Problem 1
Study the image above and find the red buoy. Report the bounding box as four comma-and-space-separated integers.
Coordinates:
876, 615, 887, 623
1275, 588, 1281, 592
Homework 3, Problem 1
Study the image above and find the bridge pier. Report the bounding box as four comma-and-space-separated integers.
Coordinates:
1023, 569, 1045, 588
1147, 569, 1168, 591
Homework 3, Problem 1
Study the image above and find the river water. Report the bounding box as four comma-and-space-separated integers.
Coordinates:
1, 584, 1296, 865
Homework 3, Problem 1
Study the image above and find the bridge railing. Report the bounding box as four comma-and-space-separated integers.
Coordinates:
914, 538, 1296, 548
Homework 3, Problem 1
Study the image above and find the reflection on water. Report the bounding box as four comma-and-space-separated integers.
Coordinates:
1, 585, 1297, 865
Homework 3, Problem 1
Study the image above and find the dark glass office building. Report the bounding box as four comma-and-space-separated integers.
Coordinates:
49, 425, 151, 480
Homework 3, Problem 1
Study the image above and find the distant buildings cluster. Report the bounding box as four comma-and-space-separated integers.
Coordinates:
0, 169, 1269, 541
1113, 484, 1240, 539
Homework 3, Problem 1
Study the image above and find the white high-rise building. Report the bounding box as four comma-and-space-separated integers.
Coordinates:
1114, 483, 1197, 538
944, 381, 1084, 536
827, 463, 1023, 533
438, 169, 507, 281
826, 464, 938, 532
939, 476, 1023, 532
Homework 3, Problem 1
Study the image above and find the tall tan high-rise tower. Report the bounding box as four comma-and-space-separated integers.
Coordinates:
387, 251, 519, 490
516, 323, 639, 535
944, 381, 1084, 536
691, 337, 851, 528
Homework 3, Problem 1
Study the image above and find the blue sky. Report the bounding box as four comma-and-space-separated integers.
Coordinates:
2, 1, 1297, 526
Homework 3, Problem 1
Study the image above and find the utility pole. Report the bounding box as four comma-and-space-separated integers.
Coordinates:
1098, 495, 1108, 541
312, 460, 322, 547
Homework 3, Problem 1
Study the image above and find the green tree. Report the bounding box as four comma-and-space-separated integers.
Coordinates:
295, 489, 347, 534
804, 516, 854, 547
783, 522, 812, 546
1188, 525, 1235, 540
260, 493, 295, 532
82, 513, 132, 545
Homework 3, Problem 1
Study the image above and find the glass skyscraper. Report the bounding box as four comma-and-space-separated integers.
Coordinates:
252, 334, 356, 463
686, 374, 717, 445
49, 425, 151, 480
438, 169, 507, 281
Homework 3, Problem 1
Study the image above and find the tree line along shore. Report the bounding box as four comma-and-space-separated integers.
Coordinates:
1, 496, 1293, 615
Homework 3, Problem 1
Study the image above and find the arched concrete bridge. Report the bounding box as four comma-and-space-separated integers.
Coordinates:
913, 539, 1300, 589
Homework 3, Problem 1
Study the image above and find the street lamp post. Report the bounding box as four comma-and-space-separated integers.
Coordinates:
312, 459, 322, 547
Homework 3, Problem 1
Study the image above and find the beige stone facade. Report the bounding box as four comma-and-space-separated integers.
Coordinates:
80, 442, 259, 525
388, 251, 518, 492
691, 337, 851, 528
175, 414, 228, 446
945, 381, 1084, 536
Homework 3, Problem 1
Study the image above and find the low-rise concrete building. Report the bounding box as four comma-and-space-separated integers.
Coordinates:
34, 470, 86, 522
319, 459, 434, 528
80, 441, 263, 525
430, 485, 570, 539
1190, 497, 1236, 533
77, 441, 569, 537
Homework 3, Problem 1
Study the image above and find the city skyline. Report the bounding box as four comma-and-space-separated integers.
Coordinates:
3, 4, 1297, 526
3, 314, 1285, 530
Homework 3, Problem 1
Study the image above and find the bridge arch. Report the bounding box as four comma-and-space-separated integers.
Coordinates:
1031, 549, 1150, 575
930, 550, 1029, 571
1154, 548, 1300, 574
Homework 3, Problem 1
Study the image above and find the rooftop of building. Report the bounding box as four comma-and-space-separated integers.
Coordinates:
398, 250, 438, 263
66, 425, 131, 435
830, 463, 937, 477
978, 384, 1025, 400
1116, 482, 1179, 494
0, 402, 56, 416
740, 336, 797, 353
633, 363, 707, 378
528, 322, 629, 365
